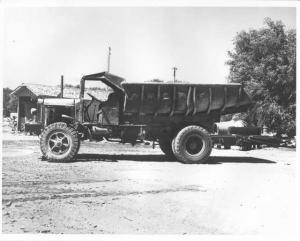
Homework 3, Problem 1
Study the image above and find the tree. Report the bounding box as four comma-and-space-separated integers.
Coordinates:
147, 78, 164, 82
2, 88, 18, 117
226, 18, 296, 137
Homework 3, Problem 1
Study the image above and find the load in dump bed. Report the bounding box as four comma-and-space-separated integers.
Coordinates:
122, 82, 251, 122
37, 72, 253, 164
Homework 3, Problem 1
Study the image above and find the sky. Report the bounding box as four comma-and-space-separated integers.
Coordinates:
2, 7, 296, 89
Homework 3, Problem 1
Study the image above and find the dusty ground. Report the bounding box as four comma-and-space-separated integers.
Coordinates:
1, 126, 297, 234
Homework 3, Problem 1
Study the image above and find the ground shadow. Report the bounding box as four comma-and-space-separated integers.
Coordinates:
74, 154, 170, 163
209, 156, 276, 164
49, 153, 276, 164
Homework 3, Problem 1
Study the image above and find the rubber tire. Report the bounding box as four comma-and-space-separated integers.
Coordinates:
172, 125, 212, 164
40, 122, 80, 162
159, 137, 176, 160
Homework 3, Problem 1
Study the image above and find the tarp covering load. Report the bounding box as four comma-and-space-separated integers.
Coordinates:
122, 83, 252, 117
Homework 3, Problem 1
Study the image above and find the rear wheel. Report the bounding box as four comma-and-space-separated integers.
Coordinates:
172, 125, 212, 164
40, 122, 80, 162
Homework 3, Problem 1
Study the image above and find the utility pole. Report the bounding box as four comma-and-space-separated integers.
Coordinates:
172, 67, 178, 83
107, 47, 111, 73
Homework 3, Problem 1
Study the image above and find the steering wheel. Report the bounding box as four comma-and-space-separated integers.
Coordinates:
87, 93, 103, 103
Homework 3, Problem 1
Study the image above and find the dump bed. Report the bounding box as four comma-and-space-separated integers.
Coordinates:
122, 82, 252, 119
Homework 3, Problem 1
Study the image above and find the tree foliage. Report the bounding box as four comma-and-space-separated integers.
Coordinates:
147, 78, 164, 82
3, 88, 18, 117
226, 18, 296, 136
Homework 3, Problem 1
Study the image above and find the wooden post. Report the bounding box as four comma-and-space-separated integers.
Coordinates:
172, 67, 178, 83
17, 97, 21, 131
61, 75, 64, 98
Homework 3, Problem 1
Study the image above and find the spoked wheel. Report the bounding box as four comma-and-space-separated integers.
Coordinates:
40, 122, 80, 162
172, 125, 212, 164
48, 132, 71, 155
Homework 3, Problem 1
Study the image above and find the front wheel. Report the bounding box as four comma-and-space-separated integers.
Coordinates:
40, 122, 80, 162
172, 125, 212, 164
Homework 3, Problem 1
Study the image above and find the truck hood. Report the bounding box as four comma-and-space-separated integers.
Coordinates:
38, 98, 80, 106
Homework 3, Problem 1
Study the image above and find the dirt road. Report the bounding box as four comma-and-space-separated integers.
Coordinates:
2, 136, 296, 234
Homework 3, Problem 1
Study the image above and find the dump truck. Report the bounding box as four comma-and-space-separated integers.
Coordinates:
37, 72, 253, 164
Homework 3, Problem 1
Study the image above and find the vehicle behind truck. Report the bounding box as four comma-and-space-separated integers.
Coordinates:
37, 72, 253, 164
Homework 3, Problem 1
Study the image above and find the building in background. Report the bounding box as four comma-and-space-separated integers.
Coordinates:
10, 83, 108, 132
10, 84, 80, 131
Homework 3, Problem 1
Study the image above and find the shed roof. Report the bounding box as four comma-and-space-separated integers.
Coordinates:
10, 84, 60, 99
11, 83, 110, 100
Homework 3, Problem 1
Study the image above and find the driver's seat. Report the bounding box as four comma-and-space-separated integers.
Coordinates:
97, 92, 120, 125
83, 98, 102, 123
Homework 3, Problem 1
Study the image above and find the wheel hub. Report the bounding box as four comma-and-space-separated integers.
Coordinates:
185, 135, 204, 155
189, 142, 198, 150
48, 132, 70, 155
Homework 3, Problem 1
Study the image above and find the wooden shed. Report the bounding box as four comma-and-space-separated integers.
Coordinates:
10, 84, 61, 131
10, 83, 108, 131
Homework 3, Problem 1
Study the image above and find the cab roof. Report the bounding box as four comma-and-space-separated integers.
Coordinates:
82, 72, 125, 92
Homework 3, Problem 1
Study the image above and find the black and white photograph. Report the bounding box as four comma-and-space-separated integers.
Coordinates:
1, 0, 298, 238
